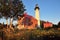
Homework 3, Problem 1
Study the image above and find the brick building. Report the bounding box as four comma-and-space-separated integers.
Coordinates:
43, 21, 53, 28
17, 13, 38, 29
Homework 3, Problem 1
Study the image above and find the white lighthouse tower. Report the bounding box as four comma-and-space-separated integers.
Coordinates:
34, 4, 40, 28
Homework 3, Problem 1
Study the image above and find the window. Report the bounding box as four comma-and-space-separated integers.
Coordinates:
22, 17, 33, 26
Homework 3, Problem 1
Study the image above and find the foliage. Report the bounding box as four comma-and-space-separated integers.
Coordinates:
0, 28, 60, 40
0, 0, 26, 20
58, 21, 60, 27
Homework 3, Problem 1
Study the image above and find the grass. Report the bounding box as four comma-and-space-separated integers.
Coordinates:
0, 28, 60, 40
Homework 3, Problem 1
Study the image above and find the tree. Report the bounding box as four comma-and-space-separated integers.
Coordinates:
9, 0, 26, 28
0, 0, 10, 28
0, 0, 26, 28
58, 21, 60, 28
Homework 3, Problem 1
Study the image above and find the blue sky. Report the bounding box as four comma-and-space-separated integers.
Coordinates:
22, 0, 60, 24
0, 0, 60, 24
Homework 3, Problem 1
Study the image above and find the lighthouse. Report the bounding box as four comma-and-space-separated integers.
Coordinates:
34, 4, 40, 28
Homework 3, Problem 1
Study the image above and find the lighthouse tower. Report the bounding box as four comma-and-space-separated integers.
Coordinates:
34, 4, 40, 28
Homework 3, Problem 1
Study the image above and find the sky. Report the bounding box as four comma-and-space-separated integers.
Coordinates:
22, 0, 60, 24
0, 0, 60, 24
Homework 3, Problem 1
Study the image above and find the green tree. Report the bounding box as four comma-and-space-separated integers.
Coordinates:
9, 0, 26, 28
0, 0, 10, 28
0, 0, 26, 28
58, 21, 60, 28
